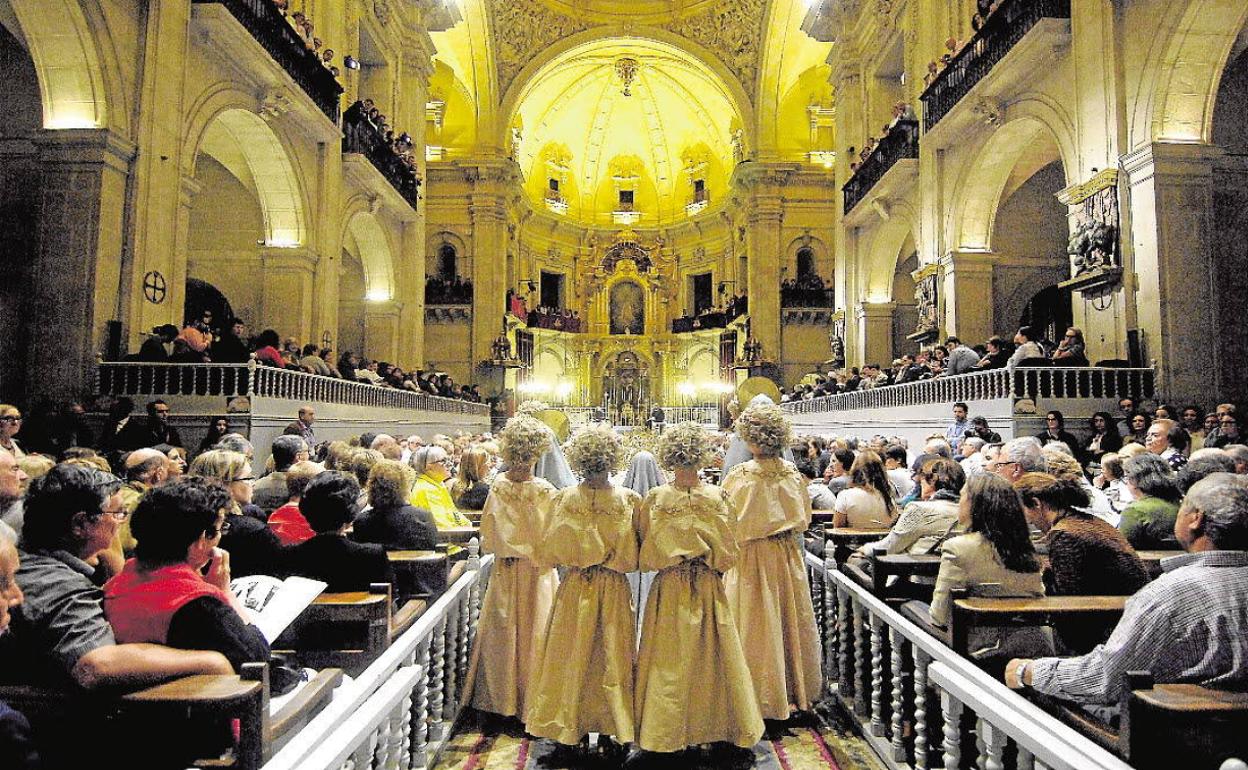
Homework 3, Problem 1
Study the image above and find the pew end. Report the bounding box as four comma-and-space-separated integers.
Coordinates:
949, 595, 1128, 657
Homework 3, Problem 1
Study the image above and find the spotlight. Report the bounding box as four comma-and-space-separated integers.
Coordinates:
344, 55, 361, 71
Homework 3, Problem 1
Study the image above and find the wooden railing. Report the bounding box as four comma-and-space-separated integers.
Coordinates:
263, 546, 495, 770
783, 367, 1154, 414
192, 0, 342, 122
96, 362, 490, 416
920, 0, 1071, 131
804, 551, 1134, 770
843, 119, 920, 214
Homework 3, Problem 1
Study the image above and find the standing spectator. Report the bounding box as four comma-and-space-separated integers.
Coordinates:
283, 405, 317, 446
115, 400, 183, 451
945, 402, 970, 450
945, 337, 979, 376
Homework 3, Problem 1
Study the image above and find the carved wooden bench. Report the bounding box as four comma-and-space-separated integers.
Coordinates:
387, 549, 449, 601
275, 583, 426, 676
950, 595, 1128, 657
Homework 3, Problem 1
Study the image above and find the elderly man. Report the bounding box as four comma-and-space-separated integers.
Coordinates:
0, 449, 27, 538
283, 405, 316, 445
251, 435, 309, 515
370, 434, 402, 460
989, 436, 1044, 484
959, 436, 987, 476
1145, 418, 1188, 470
1224, 444, 1248, 474
111, 448, 171, 557
1006, 473, 1248, 705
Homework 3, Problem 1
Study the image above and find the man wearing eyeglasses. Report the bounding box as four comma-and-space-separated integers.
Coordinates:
0, 449, 27, 537
115, 400, 184, 452
987, 437, 1043, 483
0, 406, 24, 460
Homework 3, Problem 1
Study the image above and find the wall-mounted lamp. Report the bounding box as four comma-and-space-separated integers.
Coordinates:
343, 55, 361, 71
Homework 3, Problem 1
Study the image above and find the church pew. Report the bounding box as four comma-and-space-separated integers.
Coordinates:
0, 661, 341, 770
1134, 549, 1182, 579
950, 595, 1128, 657
870, 552, 941, 601
828, 526, 889, 565
388, 549, 449, 601
274, 583, 426, 676
436, 526, 481, 544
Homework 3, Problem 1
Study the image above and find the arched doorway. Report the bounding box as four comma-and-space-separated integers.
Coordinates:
1210, 28, 1248, 398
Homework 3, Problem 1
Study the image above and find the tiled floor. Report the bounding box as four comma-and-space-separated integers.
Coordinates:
435, 702, 886, 770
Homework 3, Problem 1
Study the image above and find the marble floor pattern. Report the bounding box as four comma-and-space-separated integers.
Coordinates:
434, 702, 885, 770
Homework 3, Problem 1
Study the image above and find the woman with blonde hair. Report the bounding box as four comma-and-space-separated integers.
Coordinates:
633, 422, 763, 756
188, 449, 280, 578
722, 402, 822, 720
353, 460, 436, 551
450, 446, 491, 511
526, 425, 640, 754
465, 417, 560, 721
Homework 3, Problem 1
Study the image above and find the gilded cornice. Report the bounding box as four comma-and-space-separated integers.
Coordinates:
486, 0, 766, 101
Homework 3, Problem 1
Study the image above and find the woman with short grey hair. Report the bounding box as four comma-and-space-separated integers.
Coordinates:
1118, 454, 1183, 549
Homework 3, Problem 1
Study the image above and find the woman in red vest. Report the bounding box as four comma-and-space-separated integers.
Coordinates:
104, 476, 269, 671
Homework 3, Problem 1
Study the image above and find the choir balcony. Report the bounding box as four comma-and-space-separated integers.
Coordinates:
919, 0, 1071, 147
784, 366, 1154, 449
95, 361, 489, 468
843, 120, 920, 219
191, 0, 344, 125
342, 108, 422, 212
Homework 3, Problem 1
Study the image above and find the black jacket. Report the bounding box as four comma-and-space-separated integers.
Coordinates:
284, 534, 395, 592
351, 504, 437, 551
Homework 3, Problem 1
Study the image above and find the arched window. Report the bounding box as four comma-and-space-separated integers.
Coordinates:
438, 243, 457, 280
796, 247, 815, 279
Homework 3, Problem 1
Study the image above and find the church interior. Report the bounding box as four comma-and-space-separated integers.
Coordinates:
0, 0, 1247, 768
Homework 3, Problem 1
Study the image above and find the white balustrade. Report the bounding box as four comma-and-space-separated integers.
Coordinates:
264, 542, 494, 770
805, 549, 1134, 770
96, 361, 490, 416
782, 367, 1154, 415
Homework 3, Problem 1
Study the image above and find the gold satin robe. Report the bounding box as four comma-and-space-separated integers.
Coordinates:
464, 476, 560, 717
525, 485, 641, 744
634, 483, 765, 752
722, 458, 824, 719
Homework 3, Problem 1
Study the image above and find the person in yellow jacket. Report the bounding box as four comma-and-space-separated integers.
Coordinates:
409, 446, 472, 554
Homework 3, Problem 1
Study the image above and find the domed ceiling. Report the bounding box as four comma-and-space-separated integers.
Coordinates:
531, 0, 722, 23
512, 37, 741, 227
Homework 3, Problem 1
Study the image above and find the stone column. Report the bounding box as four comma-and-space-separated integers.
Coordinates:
398, 220, 426, 368
940, 250, 995, 345
261, 248, 318, 347
738, 166, 791, 368
856, 301, 897, 368
470, 177, 509, 369
1122, 142, 1220, 404
364, 300, 401, 364
29, 129, 136, 404
311, 141, 343, 360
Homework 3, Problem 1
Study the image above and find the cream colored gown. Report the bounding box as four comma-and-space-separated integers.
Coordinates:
464, 476, 560, 717
634, 483, 765, 752
525, 484, 641, 745
722, 457, 824, 719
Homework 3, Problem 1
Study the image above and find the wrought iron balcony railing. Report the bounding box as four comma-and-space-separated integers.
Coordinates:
343, 106, 421, 210
843, 120, 920, 215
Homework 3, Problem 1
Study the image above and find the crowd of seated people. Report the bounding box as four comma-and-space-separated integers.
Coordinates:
526, 304, 583, 332
788, 325, 1107, 401
124, 315, 485, 401
425, 275, 474, 305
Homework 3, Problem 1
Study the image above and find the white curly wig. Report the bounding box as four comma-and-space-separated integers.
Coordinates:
498, 416, 552, 467
734, 402, 792, 457
516, 400, 549, 417
657, 421, 713, 470
564, 424, 626, 477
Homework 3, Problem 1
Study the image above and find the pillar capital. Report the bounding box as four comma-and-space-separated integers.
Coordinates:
1122, 141, 1223, 183
939, 250, 996, 275
33, 128, 136, 173
855, 300, 897, 320
260, 247, 318, 274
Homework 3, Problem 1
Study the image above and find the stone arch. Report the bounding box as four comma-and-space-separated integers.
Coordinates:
863, 203, 920, 302
7, 0, 113, 130
498, 25, 757, 157
183, 94, 309, 248
1138, 0, 1248, 145
426, 230, 469, 277
784, 234, 831, 281
949, 108, 1075, 252
756, 0, 834, 157
343, 210, 397, 302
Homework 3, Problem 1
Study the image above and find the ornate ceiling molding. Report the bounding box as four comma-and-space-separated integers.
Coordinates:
486, 0, 765, 102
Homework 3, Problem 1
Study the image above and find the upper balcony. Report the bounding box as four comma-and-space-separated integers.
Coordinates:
920, 0, 1071, 135
843, 120, 919, 220
192, 0, 343, 123
342, 105, 421, 212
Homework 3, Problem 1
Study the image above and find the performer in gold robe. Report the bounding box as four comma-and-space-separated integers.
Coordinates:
634, 422, 764, 755
525, 425, 641, 750
464, 416, 560, 718
722, 402, 824, 720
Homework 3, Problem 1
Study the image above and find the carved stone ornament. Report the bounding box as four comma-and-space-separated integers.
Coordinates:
970, 97, 1003, 127
668, 0, 766, 99
372, 0, 392, 26
488, 0, 590, 95
1057, 169, 1122, 287
912, 268, 939, 339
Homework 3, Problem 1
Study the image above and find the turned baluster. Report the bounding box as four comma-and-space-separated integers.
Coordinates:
428, 618, 448, 743
395, 690, 414, 770
456, 591, 472, 697
1016, 746, 1035, 770
442, 600, 461, 717
978, 720, 1007, 770
852, 600, 869, 717
914, 650, 931, 770
366, 721, 385, 769
837, 586, 853, 698
889, 628, 908, 761
940, 689, 965, 770
823, 544, 838, 684
870, 615, 886, 736
410, 641, 431, 768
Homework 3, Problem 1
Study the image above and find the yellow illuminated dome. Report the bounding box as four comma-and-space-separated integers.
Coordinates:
532, 0, 721, 23
510, 36, 742, 227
